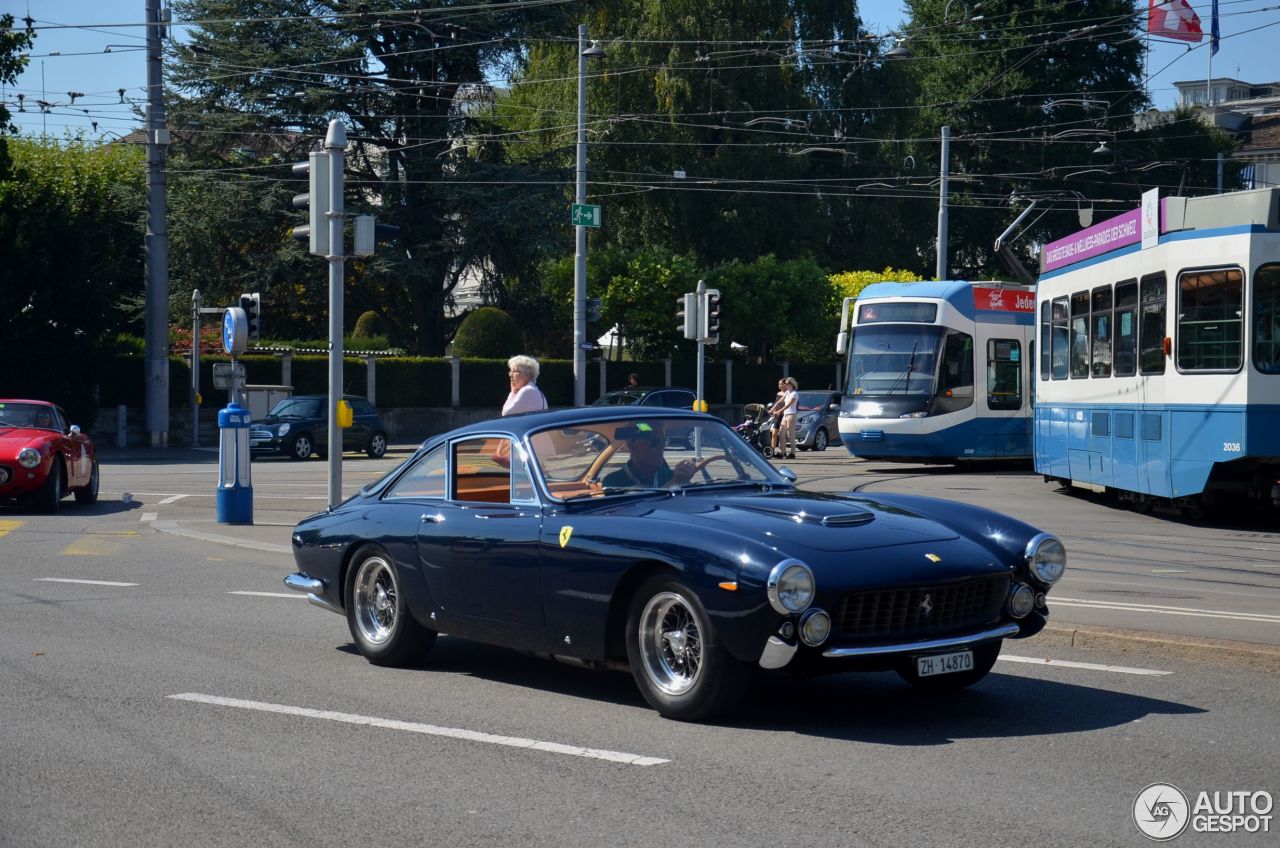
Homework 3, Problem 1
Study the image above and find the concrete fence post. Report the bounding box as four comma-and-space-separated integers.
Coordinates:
280, 351, 293, 389
663, 358, 672, 387
117, 405, 128, 448
724, 360, 733, 404
450, 357, 461, 407
365, 354, 376, 405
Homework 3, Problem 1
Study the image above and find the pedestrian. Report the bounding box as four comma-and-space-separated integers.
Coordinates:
626, 372, 640, 388
778, 377, 799, 459
502, 355, 548, 415
767, 378, 786, 454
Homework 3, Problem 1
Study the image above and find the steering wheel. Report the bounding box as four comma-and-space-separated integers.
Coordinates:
689, 454, 734, 476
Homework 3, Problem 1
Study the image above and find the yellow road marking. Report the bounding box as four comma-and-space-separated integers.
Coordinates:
61, 536, 126, 557
0, 519, 24, 539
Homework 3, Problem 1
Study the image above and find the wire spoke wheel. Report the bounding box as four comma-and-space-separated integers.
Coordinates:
352, 556, 399, 646
638, 591, 705, 696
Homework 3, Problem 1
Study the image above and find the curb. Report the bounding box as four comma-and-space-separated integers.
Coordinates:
1032, 622, 1280, 673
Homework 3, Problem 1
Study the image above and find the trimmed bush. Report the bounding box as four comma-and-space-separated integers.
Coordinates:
451, 307, 523, 359
353, 310, 387, 338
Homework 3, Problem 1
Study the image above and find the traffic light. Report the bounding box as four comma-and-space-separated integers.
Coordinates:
353, 215, 402, 256
291, 151, 330, 256
702, 288, 721, 344
239, 292, 261, 341
586, 297, 602, 322
676, 292, 699, 340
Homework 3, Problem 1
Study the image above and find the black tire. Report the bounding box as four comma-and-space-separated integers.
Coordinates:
74, 460, 100, 505
813, 428, 829, 451
345, 546, 436, 666
366, 430, 388, 459
625, 575, 754, 720
35, 459, 64, 514
896, 640, 1001, 692
288, 433, 314, 461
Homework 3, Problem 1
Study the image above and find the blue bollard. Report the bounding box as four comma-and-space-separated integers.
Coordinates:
216, 402, 253, 524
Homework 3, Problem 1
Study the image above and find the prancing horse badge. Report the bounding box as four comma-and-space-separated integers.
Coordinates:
559, 526, 574, 548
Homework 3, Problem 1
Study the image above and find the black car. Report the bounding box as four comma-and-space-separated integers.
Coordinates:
285, 407, 1066, 721
591, 386, 696, 409
250, 394, 388, 460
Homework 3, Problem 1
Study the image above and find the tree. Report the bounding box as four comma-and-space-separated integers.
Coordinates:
451, 307, 523, 358
0, 14, 35, 179
706, 255, 837, 362
165, 0, 568, 354
0, 136, 146, 418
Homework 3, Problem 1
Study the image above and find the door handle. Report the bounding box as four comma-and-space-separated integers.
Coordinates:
421, 513, 444, 524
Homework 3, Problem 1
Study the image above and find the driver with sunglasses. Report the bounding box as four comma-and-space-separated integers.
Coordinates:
602, 421, 696, 490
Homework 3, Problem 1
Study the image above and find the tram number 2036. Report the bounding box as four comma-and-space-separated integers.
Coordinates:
1223, 442, 1243, 453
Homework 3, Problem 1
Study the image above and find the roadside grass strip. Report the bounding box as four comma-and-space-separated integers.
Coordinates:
168, 693, 670, 766
998, 655, 1171, 676
1052, 596, 1280, 625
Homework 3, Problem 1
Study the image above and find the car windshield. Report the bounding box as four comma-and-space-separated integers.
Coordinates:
846, 324, 944, 397
591, 390, 644, 406
268, 398, 322, 418
795, 392, 832, 412
0, 402, 58, 430
529, 415, 785, 501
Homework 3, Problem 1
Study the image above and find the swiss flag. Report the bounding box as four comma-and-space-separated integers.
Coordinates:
1149, 0, 1204, 43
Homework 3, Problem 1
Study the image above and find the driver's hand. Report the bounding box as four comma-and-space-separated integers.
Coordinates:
671, 459, 695, 483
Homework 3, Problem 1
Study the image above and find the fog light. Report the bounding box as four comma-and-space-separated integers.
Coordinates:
799, 608, 831, 646
779, 621, 795, 640
1008, 583, 1035, 618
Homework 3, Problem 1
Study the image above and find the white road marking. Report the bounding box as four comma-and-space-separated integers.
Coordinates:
158, 494, 189, 505
999, 654, 1171, 676
168, 693, 669, 767
1052, 595, 1280, 625
1150, 569, 1188, 574
151, 520, 291, 555
36, 578, 138, 587
140, 512, 158, 522
228, 591, 303, 598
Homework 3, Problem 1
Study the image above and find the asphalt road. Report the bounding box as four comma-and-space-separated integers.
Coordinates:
1, 446, 1277, 846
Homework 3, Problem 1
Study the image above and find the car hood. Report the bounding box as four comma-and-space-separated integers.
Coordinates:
631, 490, 961, 553
0, 429, 51, 454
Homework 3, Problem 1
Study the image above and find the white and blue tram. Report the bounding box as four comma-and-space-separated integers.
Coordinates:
835, 280, 1036, 462
1034, 187, 1280, 511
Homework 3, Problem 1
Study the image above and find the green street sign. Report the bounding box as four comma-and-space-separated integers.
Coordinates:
571, 203, 602, 228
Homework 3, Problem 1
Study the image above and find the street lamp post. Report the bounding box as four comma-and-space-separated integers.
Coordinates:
573, 25, 605, 406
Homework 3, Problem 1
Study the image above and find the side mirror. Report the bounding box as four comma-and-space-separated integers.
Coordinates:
777, 466, 798, 484
835, 331, 848, 355
69, 425, 81, 435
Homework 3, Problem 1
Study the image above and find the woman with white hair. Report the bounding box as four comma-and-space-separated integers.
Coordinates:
502, 354, 548, 415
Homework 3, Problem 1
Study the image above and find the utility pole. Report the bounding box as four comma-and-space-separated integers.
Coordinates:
573, 23, 590, 406
937, 125, 950, 281
144, 0, 171, 447
325, 119, 346, 511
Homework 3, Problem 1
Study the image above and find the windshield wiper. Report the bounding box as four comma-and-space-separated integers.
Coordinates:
677, 480, 779, 493
565, 486, 673, 502
885, 340, 918, 396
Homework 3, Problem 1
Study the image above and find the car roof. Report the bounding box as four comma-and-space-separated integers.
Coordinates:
434, 407, 719, 441
0, 399, 56, 406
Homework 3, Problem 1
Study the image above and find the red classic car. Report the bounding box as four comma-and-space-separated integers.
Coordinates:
0, 400, 100, 512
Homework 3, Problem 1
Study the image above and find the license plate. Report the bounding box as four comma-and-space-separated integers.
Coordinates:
916, 650, 973, 677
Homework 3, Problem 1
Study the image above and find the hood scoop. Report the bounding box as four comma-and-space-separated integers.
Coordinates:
820, 512, 876, 527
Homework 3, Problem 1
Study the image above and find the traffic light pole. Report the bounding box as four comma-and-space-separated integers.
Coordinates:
324, 119, 346, 511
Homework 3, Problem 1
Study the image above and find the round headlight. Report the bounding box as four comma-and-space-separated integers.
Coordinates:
278, 422, 291, 436
1008, 583, 1036, 618
1025, 533, 1066, 586
799, 608, 831, 646
17, 447, 41, 469
767, 560, 815, 614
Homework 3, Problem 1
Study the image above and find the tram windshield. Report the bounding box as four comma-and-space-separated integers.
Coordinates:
846, 324, 944, 398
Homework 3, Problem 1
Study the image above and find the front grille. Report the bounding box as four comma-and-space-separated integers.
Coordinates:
249, 428, 274, 442
833, 574, 1010, 642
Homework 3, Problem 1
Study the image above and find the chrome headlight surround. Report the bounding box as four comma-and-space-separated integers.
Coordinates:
1024, 533, 1066, 586
798, 608, 831, 646
1008, 583, 1036, 618
277, 422, 291, 436
17, 447, 41, 469
766, 559, 815, 615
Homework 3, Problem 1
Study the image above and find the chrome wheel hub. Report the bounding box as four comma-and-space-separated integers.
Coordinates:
638, 592, 703, 696
353, 557, 397, 645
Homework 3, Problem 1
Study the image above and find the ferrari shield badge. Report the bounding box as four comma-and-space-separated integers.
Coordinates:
559, 526, 574, 548
925, 553, 942, 563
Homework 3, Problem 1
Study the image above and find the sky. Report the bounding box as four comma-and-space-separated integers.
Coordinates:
3, 0, 1278, 140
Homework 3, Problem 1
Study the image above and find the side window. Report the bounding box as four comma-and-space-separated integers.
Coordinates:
1039, 300, 1051, 381
353, 400, 374, 416
1114, 280, 1138, 376
934, 330, 974, 414
509, 442, 537, 504
986, 339, 1022, 410
1178, 267, 1243, 372
1070, 290, 1090, 378
1091, 286, 1112, 378
453, 438, 513, 504
1139, 272, 1167, 375
1253, 263, 1280, 374
384, 446, 446, 499
1051, 296, 1070, 380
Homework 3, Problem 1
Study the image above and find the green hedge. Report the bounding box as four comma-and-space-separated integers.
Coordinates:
94, 353, 840, 410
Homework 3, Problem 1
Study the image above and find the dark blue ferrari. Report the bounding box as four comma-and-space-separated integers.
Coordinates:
285, 408, 1066, 720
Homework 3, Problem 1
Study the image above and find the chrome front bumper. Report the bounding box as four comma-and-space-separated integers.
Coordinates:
283, 572, 344, 615
820, 622, 1021, 658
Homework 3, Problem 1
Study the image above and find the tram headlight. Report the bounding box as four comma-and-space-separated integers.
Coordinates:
1024, 534, 1067, 586
899, 411, 928, 418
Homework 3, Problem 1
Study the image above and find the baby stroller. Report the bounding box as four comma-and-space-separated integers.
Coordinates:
734, 403, 774, 457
